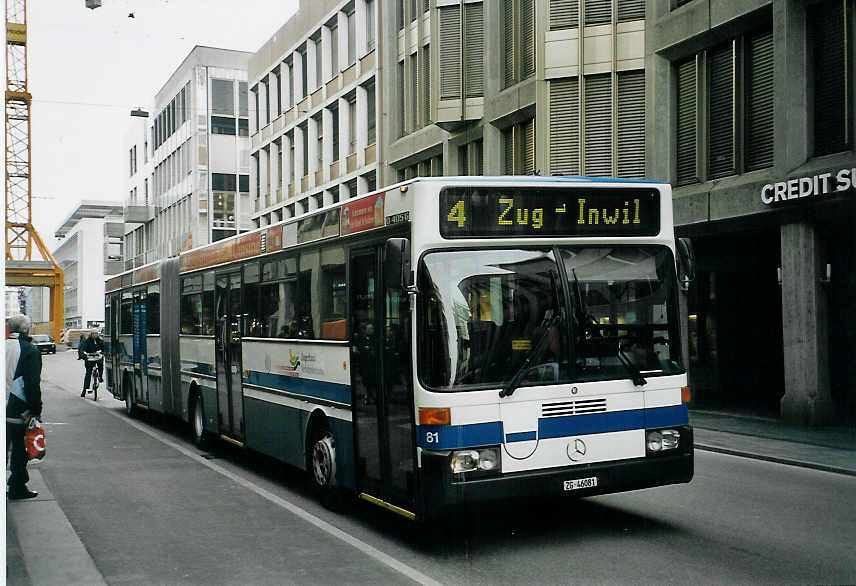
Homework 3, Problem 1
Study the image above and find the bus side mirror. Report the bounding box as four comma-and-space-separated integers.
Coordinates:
384, 238, 411, 290
676, 237, 695, 291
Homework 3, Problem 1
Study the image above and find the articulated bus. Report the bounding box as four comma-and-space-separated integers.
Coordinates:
104, 177, 694, 521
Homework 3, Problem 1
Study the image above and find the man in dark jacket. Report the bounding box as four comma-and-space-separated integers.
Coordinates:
6, 314, 43, 500
80, 328, 104, 397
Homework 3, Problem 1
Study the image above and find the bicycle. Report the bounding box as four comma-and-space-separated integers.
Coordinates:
84, 351, 103, 401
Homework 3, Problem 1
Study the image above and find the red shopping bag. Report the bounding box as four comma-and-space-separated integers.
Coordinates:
24, 418, 46, 460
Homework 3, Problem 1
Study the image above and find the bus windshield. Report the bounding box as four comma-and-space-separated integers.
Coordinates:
418, 245, 683, 392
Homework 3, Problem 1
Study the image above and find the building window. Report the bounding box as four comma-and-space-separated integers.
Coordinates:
550, 77, 579, 175
366, 0, 376, 51
676, 58, 697, 185
330, 21, 338, 77
459, 140, 483, 175
212, 79, 234, 116
810, 0, 852, 157
421, 48, 431, 124
503, 0, 535, 88
675, 26, 774, 186
348, 96, 357, 154
584, 74, 612, 177
585, 0, 610, 24
617, 70, 646, 178
274, 69, 282, 117
550, 0, 578, 29
347, 10, 356, 65
211, 116, 236, 135
331, 105, 339, 162
439, 5, 461, 99
239, 82, 248, 118
503, 118, 535, 175
365, 81, 376, 144
314, 34, 323, 90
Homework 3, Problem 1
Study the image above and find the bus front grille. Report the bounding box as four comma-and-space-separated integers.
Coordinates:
541, 398, 607, 417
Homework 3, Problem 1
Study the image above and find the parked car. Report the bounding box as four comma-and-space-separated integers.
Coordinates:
31, 334, 56, 354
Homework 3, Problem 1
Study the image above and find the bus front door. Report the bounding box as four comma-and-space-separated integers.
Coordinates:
350, 248, 416, 517
109, 296, 120, 393
214, 272, 245, 442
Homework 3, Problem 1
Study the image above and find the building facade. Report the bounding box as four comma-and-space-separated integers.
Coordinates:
248, 0, 648, 220
53, 201, 124, 329
381, 0, 648, 183
249, 0, 380, 227
123, 46, 253, 269
647, 0, 856, 424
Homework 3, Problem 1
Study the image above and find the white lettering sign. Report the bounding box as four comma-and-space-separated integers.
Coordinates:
761, 167, 856, 205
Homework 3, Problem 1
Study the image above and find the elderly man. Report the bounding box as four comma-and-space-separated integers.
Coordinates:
5, 314, 43, 500
79, 327, 104, 397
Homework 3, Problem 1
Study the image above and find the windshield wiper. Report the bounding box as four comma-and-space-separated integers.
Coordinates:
500, 271, 562, 399
617, 346, 647, 386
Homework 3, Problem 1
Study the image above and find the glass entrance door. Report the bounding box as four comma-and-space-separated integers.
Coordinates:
215, 272, 245, 440
350, 247, 416, 514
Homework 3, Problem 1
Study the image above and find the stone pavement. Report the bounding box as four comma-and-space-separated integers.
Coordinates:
7, 409, 856, 585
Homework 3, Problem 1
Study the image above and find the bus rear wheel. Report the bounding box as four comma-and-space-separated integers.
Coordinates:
123, 375, 136, 417
308, 428, 343, 508
191, 393, 212, 449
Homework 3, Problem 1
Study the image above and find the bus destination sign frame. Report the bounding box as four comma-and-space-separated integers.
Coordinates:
439, 186, 660, 239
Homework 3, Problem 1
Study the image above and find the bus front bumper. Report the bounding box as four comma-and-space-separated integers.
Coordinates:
419, 426, 693, 514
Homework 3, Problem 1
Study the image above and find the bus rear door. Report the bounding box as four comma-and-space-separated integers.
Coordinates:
214, 271, 245, 442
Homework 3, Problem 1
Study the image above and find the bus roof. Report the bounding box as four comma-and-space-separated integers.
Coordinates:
396, 175, 665, 185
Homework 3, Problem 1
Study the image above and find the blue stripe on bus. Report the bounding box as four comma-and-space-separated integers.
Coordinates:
645, 404, 689, 428
418, 422, 504, 450
245, 371, 351, 405
181, 361, 214, 376
506, 431, 537, 442
417, 405, 689, 449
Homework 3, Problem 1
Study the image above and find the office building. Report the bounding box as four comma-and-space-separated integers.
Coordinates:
53, 201, 124, 329
123, 46, 253, 269
647, 0, 856, 424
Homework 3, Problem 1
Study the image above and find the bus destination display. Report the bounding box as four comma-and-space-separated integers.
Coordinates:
439, 187, 660, 238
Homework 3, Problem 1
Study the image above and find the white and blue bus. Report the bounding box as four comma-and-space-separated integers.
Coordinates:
104, 177, 694, 520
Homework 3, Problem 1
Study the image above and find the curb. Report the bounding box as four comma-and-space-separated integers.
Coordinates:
694, 443, 856, 477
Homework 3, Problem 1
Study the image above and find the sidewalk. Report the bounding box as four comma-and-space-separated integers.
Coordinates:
7, 410, 856, 584
691, 409, 856, 476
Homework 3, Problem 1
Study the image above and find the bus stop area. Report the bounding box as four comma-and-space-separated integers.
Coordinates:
7, 408, 854, 585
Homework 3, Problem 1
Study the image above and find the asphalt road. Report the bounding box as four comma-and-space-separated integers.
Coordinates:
31, 350, 856, 585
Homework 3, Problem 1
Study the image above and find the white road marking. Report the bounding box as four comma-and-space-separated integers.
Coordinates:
83, 396, 442, 586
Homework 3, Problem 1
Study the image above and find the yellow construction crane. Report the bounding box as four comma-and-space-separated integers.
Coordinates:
6, 0, 64, 341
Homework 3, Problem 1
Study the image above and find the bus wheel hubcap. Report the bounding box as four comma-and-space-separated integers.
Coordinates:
312, 434, 335, 488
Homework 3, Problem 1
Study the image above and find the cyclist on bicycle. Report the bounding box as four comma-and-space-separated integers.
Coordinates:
80, 328, 104, 397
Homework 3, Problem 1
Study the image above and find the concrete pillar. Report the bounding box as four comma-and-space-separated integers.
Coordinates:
780, 222, 835, 424
773, 0, 809, 173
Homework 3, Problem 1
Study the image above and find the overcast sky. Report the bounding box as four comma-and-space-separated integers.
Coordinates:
27, 0, 298, 252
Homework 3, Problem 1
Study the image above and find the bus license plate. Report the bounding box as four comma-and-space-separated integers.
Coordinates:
564, 477, 598, 491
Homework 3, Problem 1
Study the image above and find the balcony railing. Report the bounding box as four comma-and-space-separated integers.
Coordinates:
346, 152, 357, 173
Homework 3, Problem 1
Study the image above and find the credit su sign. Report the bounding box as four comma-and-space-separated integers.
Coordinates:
761, 167, 856, 205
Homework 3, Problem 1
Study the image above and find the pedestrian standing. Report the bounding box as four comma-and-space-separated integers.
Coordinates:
5, 314, 43, 500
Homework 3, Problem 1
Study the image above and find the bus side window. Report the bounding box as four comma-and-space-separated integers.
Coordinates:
202, 271, 215, 335
180, 275, 203, 335
320, 245, 346, 340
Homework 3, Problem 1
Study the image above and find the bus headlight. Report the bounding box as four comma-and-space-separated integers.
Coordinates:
646, 429, 680, 454
450, 447, 501, 474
